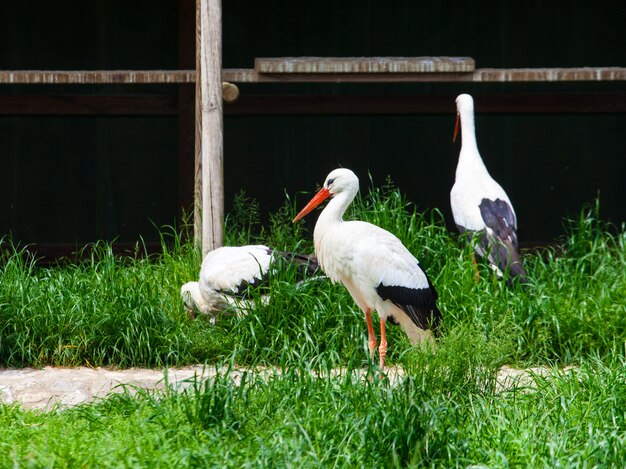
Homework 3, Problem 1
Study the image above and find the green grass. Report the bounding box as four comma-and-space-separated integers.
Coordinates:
2, 354, 626, 467
1, 178, 625, 467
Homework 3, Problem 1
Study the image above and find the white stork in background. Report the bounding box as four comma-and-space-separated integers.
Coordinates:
293, 168, 441, 369
451, 93, 527, 283
181, 245, 320, 322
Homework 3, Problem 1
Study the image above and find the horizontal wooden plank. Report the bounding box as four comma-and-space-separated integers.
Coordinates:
224, 92, 626, 116
255, 57, 475, 73
0, 95, 178, 115
0, 70, 195, 84
223, 67, 626, 83
474, 67, 626, 82
2, 67, 626, 85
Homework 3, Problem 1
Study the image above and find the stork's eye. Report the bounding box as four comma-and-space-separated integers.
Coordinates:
326, 178, 335, 186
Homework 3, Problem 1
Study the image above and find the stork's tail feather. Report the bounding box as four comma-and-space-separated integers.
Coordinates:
398, 317, 438, 347
430, 304, 443, 337
389, 302, 442, 345
491, 238, 527, 284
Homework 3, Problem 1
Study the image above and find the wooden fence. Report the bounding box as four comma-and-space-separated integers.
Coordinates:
2, 0, 626, 258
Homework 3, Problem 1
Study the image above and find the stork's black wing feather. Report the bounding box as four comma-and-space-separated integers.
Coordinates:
479, 198, 518, 248
479, 198, 526, 282
217, 255, 271, 299
276, 250, 321, 277
376, 264, 442, 333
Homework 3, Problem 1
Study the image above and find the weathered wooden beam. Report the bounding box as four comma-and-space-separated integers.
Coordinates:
197, 0, 224, 255
2, 66, 626, 85
255, 56, 475, 73
474, 68, 626, 82
222, 66, 626, 83
0, 70, 195, 84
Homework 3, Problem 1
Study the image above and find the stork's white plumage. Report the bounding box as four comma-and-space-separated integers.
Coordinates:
181, 245, 319, 322
450, 93, 526, 283
293, 168, 441, 369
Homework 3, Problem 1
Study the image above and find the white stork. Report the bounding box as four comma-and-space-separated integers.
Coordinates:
450, 93, 527, 283
293, 168, 441, 369
181, 245, 319, 322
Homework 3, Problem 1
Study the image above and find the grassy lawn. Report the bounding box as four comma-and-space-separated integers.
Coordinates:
1, 180, 625, 467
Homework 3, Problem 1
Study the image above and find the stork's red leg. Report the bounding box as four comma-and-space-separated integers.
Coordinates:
365, 309, 377, 361
378, 318, 388, 369
472, 253, 480, 282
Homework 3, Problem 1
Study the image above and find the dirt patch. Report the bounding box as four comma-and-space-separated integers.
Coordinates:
0, 365, 213, 411
0, 364, 570, 411
495, 364, 577, 392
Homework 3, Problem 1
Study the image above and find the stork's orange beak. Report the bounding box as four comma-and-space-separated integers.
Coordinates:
453, 112, 460, 143
292, 187, 331, 222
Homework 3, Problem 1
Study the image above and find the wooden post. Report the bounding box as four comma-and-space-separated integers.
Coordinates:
195, 0, 224, 255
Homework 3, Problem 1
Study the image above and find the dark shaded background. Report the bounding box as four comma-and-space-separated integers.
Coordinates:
1, 1, 624, 251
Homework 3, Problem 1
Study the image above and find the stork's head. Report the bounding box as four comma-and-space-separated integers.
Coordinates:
180, 281, 206, 319
453, 94, 475, 142
292, 168, 359, 222
455, 93, 474, 114
323, 168, 359, 196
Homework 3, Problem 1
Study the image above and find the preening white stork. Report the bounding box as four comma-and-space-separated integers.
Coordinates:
450, 93, 527, 283
181, 245, 319, 322
293, 168, 441, 369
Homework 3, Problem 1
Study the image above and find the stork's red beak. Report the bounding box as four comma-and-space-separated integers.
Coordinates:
453, 112, 460, 143
292, 187, 331, 222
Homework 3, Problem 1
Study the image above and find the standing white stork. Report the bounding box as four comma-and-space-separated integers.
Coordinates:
450, 93, 527, 283
181, 245, 319, 322
293, 168, 441, 369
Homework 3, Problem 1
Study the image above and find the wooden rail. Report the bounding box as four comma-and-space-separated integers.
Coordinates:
0, 70, 195, 84
223, 66, 626, 83
2, 66, 626, 85
254, 56, 476, 73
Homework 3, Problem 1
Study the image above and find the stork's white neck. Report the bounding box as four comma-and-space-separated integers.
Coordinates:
456, 106, 489, 179
313, 185, 357, 253
309, 174, 359, 278
315, 189, 353, 228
